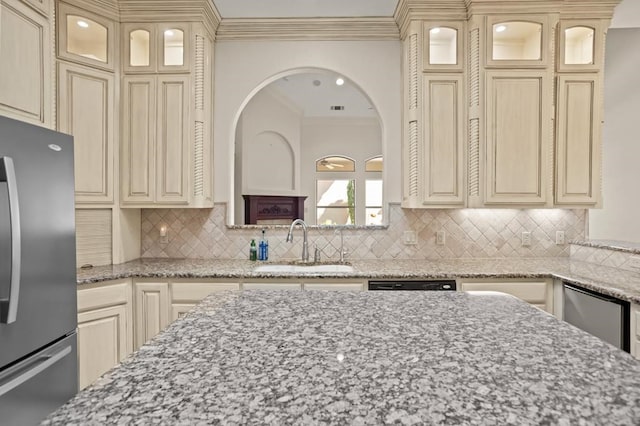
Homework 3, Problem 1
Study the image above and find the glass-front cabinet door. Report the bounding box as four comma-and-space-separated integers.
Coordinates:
57, 2, 115, 70
423, 21, 464, 71
485, 15, 549, 68
123, 23, 156, 73
123, 23, 190, 72
558, 20, 604, 72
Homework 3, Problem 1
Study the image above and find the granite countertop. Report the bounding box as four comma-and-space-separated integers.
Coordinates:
77, 257, 640, 304
44, 290, 640, 425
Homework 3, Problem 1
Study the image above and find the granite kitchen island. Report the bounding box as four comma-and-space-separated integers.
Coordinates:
44, 290, 640, 425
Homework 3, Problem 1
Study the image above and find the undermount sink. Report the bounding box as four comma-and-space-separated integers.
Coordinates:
253, 263, 354, 273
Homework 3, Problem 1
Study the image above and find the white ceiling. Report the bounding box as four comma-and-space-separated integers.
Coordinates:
268, 72, 376, 118
212, 0, 399, 19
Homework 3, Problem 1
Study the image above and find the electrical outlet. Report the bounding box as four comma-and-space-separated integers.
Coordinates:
521, 231, 532, 247
555, 231, 565, 245
403, 230, 417, 245
436, 231, 446, 245
628, 256, 640, 270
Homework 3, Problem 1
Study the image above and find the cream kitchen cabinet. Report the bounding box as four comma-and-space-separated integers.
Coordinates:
483, 70, 552, 206
133, 280, 171, 350
58, 62, 115, 204
402, 20, 466, 209
458, 278, 553, 313
77, 279, 133, 390
122, 74, 190, 206
0, 0, 53, 128
122, 22, 191, 73
121, 22, 213, 208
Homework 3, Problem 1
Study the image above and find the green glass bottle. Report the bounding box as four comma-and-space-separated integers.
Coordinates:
249, 239, 257, 261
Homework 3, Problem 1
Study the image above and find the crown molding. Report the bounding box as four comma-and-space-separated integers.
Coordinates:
394, 0, 468, 39
118, 0, 220, 37
59, 0, 120, 21
216, 17, 400, 41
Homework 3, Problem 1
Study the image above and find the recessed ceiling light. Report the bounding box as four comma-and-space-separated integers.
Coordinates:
430, 28, 441, 34
336, 78, 344, 86
165, 30, 174, 37
495, 25, 507, 33
312, 79, 321, 87
77, 20, 89, 28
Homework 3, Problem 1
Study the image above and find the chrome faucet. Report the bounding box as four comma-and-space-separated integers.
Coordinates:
286, 219, 309, 262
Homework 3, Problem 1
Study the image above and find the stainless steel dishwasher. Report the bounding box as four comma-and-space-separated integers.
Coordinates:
563, 283, 630, 352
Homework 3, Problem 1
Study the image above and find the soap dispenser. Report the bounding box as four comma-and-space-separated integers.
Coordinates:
249, 239, 257, 261
258, 228, 269, 261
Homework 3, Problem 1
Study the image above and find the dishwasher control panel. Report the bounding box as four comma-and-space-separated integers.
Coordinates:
368, 280, 456, 291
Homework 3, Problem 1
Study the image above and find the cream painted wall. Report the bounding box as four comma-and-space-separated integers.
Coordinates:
213, 40, 402, 223
235, 87, 302, 223
588, 28, 640, 242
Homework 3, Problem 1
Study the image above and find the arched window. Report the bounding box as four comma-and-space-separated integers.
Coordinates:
365, 156, 383, 225
316, 156, 355, 172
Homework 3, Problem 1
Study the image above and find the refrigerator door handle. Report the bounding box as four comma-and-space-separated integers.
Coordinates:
0, 345, 72, 397
0, 156, 21, 324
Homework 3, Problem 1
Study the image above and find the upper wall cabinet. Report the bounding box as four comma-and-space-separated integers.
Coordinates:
485, 15, 550, 68
423, 21, 464, 72
123, 23, 190, 73
57, 2, 115, 71
0, 0, 53, 127
558, 20, 604, 72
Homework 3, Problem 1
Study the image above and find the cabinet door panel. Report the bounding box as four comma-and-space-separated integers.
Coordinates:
58, 63, 114, 203
422, 75, 465, 205
485, 71, 550, 205
555, 75, 600, 205
77, 305, 128, 390
0, 0, 51, 126
156, 76, 189, 203
134, 282, 170, 349
122, 76, 155, 203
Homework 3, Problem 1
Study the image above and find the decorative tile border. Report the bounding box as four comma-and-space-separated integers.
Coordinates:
141, 204, 586, 260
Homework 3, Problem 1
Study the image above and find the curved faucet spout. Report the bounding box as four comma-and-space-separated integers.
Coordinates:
286, 219, 309, 262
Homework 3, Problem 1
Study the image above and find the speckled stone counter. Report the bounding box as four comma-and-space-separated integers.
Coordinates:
44, 290, 640, 425
77, 257, 640, 304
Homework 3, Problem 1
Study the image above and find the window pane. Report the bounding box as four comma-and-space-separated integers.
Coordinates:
365, 156, 383, 172
565, 26, 594, 65
492, 21, 542, 60
316, 156, 355, 172
130, 30, 150, 66
429, 27, 457, 65
66, 15, 107, 62
317, 208, 353, 225
366, 208, 383, 226
164, 29, 184, 66
317, 180, 355, 225
365, 180, 382, 207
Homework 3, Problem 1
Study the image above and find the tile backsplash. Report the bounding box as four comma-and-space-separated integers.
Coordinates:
141, 204, 586, 260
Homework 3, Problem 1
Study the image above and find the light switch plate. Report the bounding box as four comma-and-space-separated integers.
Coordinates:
521, 231, 532, 247
403, 230, 417, 245
436, 231, 446, 245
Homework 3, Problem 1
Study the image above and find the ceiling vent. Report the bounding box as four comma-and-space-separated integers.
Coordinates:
330, 105, 345, 111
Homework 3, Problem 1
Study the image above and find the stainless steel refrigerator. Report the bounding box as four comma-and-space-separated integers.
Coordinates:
0, 116, 78, 425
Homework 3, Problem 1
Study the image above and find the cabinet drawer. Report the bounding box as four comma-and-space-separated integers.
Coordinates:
77, 280, 130, 312
171, 282, 240, 302
461, 281, 548, 303
243, 282, 302, 290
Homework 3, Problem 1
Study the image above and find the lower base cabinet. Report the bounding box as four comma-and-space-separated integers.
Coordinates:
76, 280, 133, 390
133, 281, 171, 350
458, 279, 553, 313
